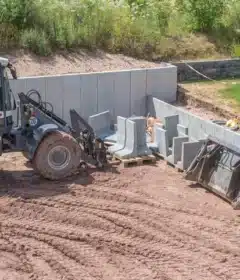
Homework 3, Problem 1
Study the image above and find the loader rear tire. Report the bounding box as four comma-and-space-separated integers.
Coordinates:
33, 131, 82, 180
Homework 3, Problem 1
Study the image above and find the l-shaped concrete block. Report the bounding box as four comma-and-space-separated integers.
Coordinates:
177, 140, 204, 170
114, 116, 152, 159
108, 116, 127, 153
129, 116, 152, 157
114, 119, 137, 159
88, 110, 115, 140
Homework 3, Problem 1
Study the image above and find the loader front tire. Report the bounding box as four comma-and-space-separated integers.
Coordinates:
33, 131, 82, 180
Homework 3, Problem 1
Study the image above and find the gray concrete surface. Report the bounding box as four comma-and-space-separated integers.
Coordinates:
113, 117, 152, 159
152, 97, 240, 147
108, 117, 127, 153
88, 110, 115, 139
129, 117, 152, 157
115, 119, 137, 159
151, 97, 240, 170
10, 65, 177, 125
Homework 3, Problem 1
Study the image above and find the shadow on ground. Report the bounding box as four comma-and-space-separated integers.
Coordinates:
0, 163, 120, 200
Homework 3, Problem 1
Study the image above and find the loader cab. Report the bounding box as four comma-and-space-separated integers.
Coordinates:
0, 57, 17, 134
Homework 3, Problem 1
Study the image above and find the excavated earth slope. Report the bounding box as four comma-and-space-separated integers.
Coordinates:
0, 152, 239, 280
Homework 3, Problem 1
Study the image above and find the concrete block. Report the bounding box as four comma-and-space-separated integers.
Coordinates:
104, 133, 117, 143
147, 123, 164, 152
114, 119, 137, 159
88, 110, 114, 140
45, 76, 64, 118
97, 72, 115, 116
114, 71, 131, 118
108, 116, 127, 153
177, 124, 188, 136
164, 115, 179, 147
80, 73, 98, 120
25, 77, 46, 102
62, 75, 81, 124
129, 116, 152, 156
180, 140, 203, 170
156, 127, 169, 157
152, 97, 240, 149
146, 67, 177, 102
171, 136, 189, 164
10, 78, 26, 98
130, 70, 147, 116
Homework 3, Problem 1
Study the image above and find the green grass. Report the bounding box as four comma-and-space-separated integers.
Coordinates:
0, 0, 239, 58
220, 82, 240, 105
182, 78, 240, 85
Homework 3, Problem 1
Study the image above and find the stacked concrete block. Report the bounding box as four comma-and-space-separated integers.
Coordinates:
113, 117, 152, 159
114, 119, 137, 159
88, 110, 116, 141
129, 116, 153, 157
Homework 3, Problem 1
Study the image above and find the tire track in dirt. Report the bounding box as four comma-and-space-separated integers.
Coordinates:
23, 192, 239, 243
0, 197, 239, 280
0, 219, 218, 280
0, 233, 40, 280
5, 193, 239, 266
5, 194, 239, 248
0, 154, 239, 280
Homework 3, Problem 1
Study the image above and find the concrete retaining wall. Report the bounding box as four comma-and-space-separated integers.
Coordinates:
149, 97, 240, 170
10, 64, 177, 125
152, 97, 240, 147
173, 59, 240, 82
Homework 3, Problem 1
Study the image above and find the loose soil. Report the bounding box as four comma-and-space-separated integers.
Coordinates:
179, 80, 240, 119
0, 51, 239, 279
0, 152, 239, 280
4, 50, 161, 77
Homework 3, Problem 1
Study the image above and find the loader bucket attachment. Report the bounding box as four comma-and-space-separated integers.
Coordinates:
69, 109, 108, 168
69, 109, 94, 139
185, 136, 240, 209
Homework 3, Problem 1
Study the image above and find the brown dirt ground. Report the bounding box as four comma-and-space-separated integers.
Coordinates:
4, 50, 161, 77
0, 51, 239, 279
0, 152, 239, 280
180, 80, 240, 118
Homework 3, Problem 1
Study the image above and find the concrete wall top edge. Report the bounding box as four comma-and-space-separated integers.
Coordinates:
173, 58, 240, 64
11, 64, 177, 80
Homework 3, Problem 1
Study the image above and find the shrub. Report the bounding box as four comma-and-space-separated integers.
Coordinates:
21, 29, 51, 56
0, 0, 238, 59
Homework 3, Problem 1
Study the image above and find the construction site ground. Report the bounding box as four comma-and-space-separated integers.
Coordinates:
0, 51, 239, 279
0, 152, 239, 280
179, 79, 240, 119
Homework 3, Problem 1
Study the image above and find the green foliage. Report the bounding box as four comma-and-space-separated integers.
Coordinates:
176, 0, 226, 32
220, 82, 240, 105
233, 45, 240, 57
0, 0, 239, 58
21, 29, 51, 56
0, 0, 36, 28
